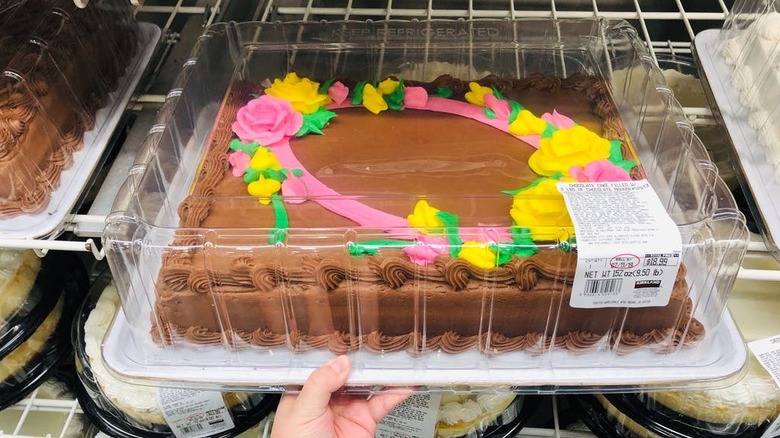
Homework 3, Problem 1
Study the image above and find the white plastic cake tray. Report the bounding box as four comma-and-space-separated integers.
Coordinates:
0, 23, 161, 240
695, 29, 780, 260
101, 302, 747, 392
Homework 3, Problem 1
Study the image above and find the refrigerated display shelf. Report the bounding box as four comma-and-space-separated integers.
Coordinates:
2, 0, 779, 437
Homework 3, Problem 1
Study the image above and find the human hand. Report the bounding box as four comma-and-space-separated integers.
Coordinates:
271, 355, 411, 438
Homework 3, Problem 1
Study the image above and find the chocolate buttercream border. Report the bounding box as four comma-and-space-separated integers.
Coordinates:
152, 313, 704, 356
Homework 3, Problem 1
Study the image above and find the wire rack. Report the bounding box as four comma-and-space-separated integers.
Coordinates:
2, 0, 779, 437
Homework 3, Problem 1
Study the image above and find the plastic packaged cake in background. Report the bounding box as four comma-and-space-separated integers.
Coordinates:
72, 267, 279, 437
0, 252, 87, 411
694, 0, 780, 261
575, 355, 780, 438
0, 0, 159, 240
104, 18, 749, 391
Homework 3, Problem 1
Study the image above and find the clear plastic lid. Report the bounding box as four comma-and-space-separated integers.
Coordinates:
104, 18, 749, 392
0, 250, 87, 410
701, 0, 780, 260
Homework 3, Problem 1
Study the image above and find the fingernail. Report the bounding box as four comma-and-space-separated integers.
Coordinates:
328, 355, 348, 374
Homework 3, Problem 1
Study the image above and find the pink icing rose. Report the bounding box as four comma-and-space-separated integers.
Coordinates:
542, 110, 576, 129
328, 81, 349, 106
232, 95, 303, 146
569, 159, 631, 182
459, 225, 512, 244
484, 94, 510, 120
227, 150, 251, 177
403, 87, 428, 109
404, 235, 449, 266
281, 172, 308, 204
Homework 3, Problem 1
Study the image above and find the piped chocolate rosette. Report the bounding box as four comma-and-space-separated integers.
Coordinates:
227, 73, 637, 268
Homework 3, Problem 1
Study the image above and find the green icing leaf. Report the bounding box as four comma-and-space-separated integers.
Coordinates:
261, 168, 288, 183
385, 79, 405, 111
351, 81, 367, 105
502, 175, 551, 196
434, 87, 453, 98
435, 211, 463, 258
508, 100, 523, 124
319, 78, 336, 94
349, 244, 379, 257
608, 140, 624, 162
540, 123, 557, 139
614, 159, 637, 172
349, 239, 413, 257
291, 168, 304, 177
508, 227, 538, 258
269, 195, 289, 245
489, 244, 513, 266
484, 107, 497, 119
297, 107, 337, 137
244, 168, 261, 184
608, 140, 636, 172
229, 139, 261, 156
491, 87, 506, 101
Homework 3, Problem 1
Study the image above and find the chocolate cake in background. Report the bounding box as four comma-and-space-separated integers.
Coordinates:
0, 0, 138, 216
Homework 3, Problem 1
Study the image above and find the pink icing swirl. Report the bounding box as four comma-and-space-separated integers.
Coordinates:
227, 150, 251, 177
231, 95, 303, 146
328, 81, 349, 106
569, 159, 631, 182
404, 235, 449, 266
403, 86, 428, 108
484, 94, 510, 120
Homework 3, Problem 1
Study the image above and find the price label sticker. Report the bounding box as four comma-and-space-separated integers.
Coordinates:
749, 335, 780, 389
558, 180, 682, 309
375, 393, 442, 438
157, 388, 235, 438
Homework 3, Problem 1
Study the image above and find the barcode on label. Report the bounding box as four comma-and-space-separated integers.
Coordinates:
180, 424, 204, 434
583, 279, 622, 295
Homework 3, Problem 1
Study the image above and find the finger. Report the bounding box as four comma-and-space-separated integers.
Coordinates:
367, 389, 414, 422
294, 355, 351, 421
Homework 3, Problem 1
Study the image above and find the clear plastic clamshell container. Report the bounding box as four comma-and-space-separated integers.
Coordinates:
72, 268, 279, 437
104, 18, 750, 392
0, 0, 154, 239
694, 0, 780, 261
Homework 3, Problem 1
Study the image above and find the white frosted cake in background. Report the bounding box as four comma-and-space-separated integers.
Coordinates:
84, 283, 167, 426
722, 12, 780, 179
83, 283, 269, 430
0, 250, 41, 326
436, 393, 519, 438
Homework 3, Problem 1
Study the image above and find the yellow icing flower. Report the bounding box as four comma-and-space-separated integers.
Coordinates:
378, 78, 400, 95
249, 147, 282, 171
464, 82, 493, 107
508, 110, 548, 136
407, 200, 444, 233
510, 177, 574, 241
458, 241, 498, 269
248, 176, 282, 205
528, 125, 611, 176
362, 84, 388, 114
265, 72, 332, 115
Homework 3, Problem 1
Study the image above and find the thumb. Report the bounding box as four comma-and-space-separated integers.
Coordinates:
294, 355, 351, 421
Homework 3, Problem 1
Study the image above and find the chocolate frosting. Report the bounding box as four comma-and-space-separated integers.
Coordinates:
153, 72, 698, 356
